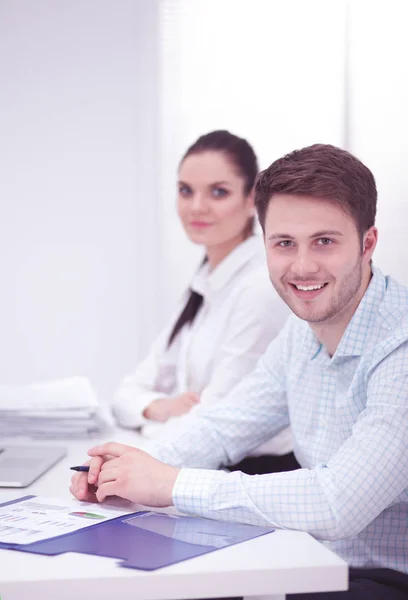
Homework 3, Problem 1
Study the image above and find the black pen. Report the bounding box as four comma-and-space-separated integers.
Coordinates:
70, 465, 90, 472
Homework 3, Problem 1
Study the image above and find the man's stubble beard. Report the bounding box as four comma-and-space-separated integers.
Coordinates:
270, 256, 363, 324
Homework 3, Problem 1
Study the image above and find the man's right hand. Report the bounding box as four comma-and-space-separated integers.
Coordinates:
143, 392, 200, 422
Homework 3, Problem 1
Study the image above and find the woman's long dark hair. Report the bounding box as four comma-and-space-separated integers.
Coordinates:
167, 130, 258, 347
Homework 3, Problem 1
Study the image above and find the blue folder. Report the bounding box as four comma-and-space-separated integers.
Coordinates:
0, 496, 274, 570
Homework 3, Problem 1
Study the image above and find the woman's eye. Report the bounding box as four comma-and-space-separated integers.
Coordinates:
211, 187, 228, 198
179, 185, 192, 197
317, 238, 332, 246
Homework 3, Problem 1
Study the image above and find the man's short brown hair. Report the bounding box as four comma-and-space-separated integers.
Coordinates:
255, 144, 377, 238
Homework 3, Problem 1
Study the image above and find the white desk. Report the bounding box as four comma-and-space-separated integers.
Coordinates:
0, 430, 348, 600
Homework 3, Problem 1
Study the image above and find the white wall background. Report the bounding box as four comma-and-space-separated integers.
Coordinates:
1, 0, 407, 399
347, 0, 408, 284
0, 0, 161, 398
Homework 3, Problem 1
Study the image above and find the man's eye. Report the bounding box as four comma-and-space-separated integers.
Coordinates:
211, 187, 228, 198
317, 238, 332, 246
278, 240, 293, 247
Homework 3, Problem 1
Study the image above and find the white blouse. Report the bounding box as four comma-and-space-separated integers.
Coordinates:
112, 236, 293, 456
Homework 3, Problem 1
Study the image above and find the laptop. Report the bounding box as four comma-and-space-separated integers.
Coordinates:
0, 445, 66, 488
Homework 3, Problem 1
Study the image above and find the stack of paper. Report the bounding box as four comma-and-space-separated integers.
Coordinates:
0, 377, 107, 438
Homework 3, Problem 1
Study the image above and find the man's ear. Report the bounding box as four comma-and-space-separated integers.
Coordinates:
363, 226, 378, 262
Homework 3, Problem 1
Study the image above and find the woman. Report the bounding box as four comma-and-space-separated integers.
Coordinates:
112, 130, 297, 473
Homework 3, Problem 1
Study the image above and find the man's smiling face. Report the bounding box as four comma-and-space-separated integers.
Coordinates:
264, 193, 371, 325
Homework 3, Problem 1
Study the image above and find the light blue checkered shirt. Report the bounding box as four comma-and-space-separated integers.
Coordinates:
148, 267, 408, 573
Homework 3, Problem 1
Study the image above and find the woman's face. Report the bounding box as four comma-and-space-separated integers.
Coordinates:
177, 151, 254, 250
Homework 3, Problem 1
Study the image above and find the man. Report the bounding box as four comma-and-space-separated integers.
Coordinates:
71, 144, 408, 599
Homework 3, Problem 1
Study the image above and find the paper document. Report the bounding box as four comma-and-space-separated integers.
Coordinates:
0, 496, 135, 545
